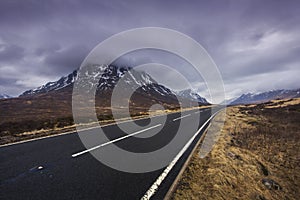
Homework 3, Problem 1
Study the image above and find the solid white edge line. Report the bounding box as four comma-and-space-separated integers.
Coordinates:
140, 110, 221, 200
172, 114, 191, 122
71, 123, 162, 158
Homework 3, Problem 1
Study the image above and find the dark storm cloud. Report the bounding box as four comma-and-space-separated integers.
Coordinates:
0, 0, 299, 100
0, 76, 16, 85
0, 43, 25, 62
35, 43, 61, 56
44, 44, 91, 74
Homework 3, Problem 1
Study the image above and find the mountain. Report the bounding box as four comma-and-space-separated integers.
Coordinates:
176, 89, 209, 104
230, 88, 300, 105
18, 64, 187, 117
0, 94, 11, 99
20, 65, 209, 104
21, 71, 78, 96
220, 97, 239, 105
0, 64, 210, 136
20, 65, 175, 98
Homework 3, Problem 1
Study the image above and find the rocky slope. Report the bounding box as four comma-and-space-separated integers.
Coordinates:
176, 89, 209, 104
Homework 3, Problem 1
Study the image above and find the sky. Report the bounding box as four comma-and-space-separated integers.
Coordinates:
0, 0, 299, 101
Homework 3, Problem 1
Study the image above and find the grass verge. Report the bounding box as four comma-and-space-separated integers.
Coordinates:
172, 98, 300, 200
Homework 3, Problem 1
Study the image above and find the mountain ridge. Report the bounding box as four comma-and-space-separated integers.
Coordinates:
230, 88, 300, 105
0, 94, 11, 99
175, 89, 209, 104
20, 64, 209, 104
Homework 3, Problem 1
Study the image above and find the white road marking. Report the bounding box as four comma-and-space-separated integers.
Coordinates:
194, 110, 204, 114
141, 111, 221, 200
172, 114, 191, 122
0, 112, 169, 148
72, 124, 162, 158
1, 107, 208, 148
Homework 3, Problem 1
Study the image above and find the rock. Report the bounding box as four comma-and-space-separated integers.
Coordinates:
257, 195, 266, 200
230, 138, 242, 146
257, 162, 269, 176
230, 132, 236, 136
227, 151, 242, 160
262, 178, 282, 190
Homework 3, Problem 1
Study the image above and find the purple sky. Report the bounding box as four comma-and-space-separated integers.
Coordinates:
0, 0, 299, 100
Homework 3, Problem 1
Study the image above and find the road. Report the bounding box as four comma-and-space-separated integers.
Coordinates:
0, 107, 221, 200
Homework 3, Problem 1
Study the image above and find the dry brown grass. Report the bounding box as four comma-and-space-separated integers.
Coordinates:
0, 103, 211, 145
0, 80, 212, 145
172, 98, 300, 200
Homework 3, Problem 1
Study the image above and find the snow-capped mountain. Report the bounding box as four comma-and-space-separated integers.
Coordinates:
20, 70, 78, 96
93, 65, 175, 97
0, 94, 11, 99
230, 88, 300, 105
176, 89, 209, 104
20, 65, 210, 106
20, 65, 175, 98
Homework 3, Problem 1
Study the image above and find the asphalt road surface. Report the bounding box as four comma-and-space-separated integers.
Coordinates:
0, 107, 221, 200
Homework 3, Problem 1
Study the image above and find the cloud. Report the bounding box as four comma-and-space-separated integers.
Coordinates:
0, 0, 299, 101
15, 76, 55, 88
0, 43, 25, 62
223, 67, 300, 99
43, 44, 90, 74
217, 29, 300, 82
35, 43, 61, 56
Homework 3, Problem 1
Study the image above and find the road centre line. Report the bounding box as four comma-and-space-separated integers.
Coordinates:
1, 108, 207, 148
172, 114, 191, 122
0, 112, 169, 148
72, 124, 162, 158
194, 110, 203, 114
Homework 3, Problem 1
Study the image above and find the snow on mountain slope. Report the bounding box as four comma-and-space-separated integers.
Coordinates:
230, 88, 300, 105
176, 89, 209, 104
0, 94, 11, 99
20, 70, 78, 96
20, 65, 175, 98
20, 65, 210, 104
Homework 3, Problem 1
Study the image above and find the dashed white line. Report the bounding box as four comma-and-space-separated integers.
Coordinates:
72, 124, 162, 158
1, 108, 206, 148
141, 111, 221, 200
0, 112, 168, 148
172, 114, 191, 122
194, 110, 205, 114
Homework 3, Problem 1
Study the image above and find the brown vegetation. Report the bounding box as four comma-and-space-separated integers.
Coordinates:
172, 98, 300, 200
0, 83, 209, 145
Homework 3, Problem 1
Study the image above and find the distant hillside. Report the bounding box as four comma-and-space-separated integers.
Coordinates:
20, 65, 209, 105
175, 89, 209, 105
230, 88, 300, 105
0, 94, 11, 99
0, 64, 209, 139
